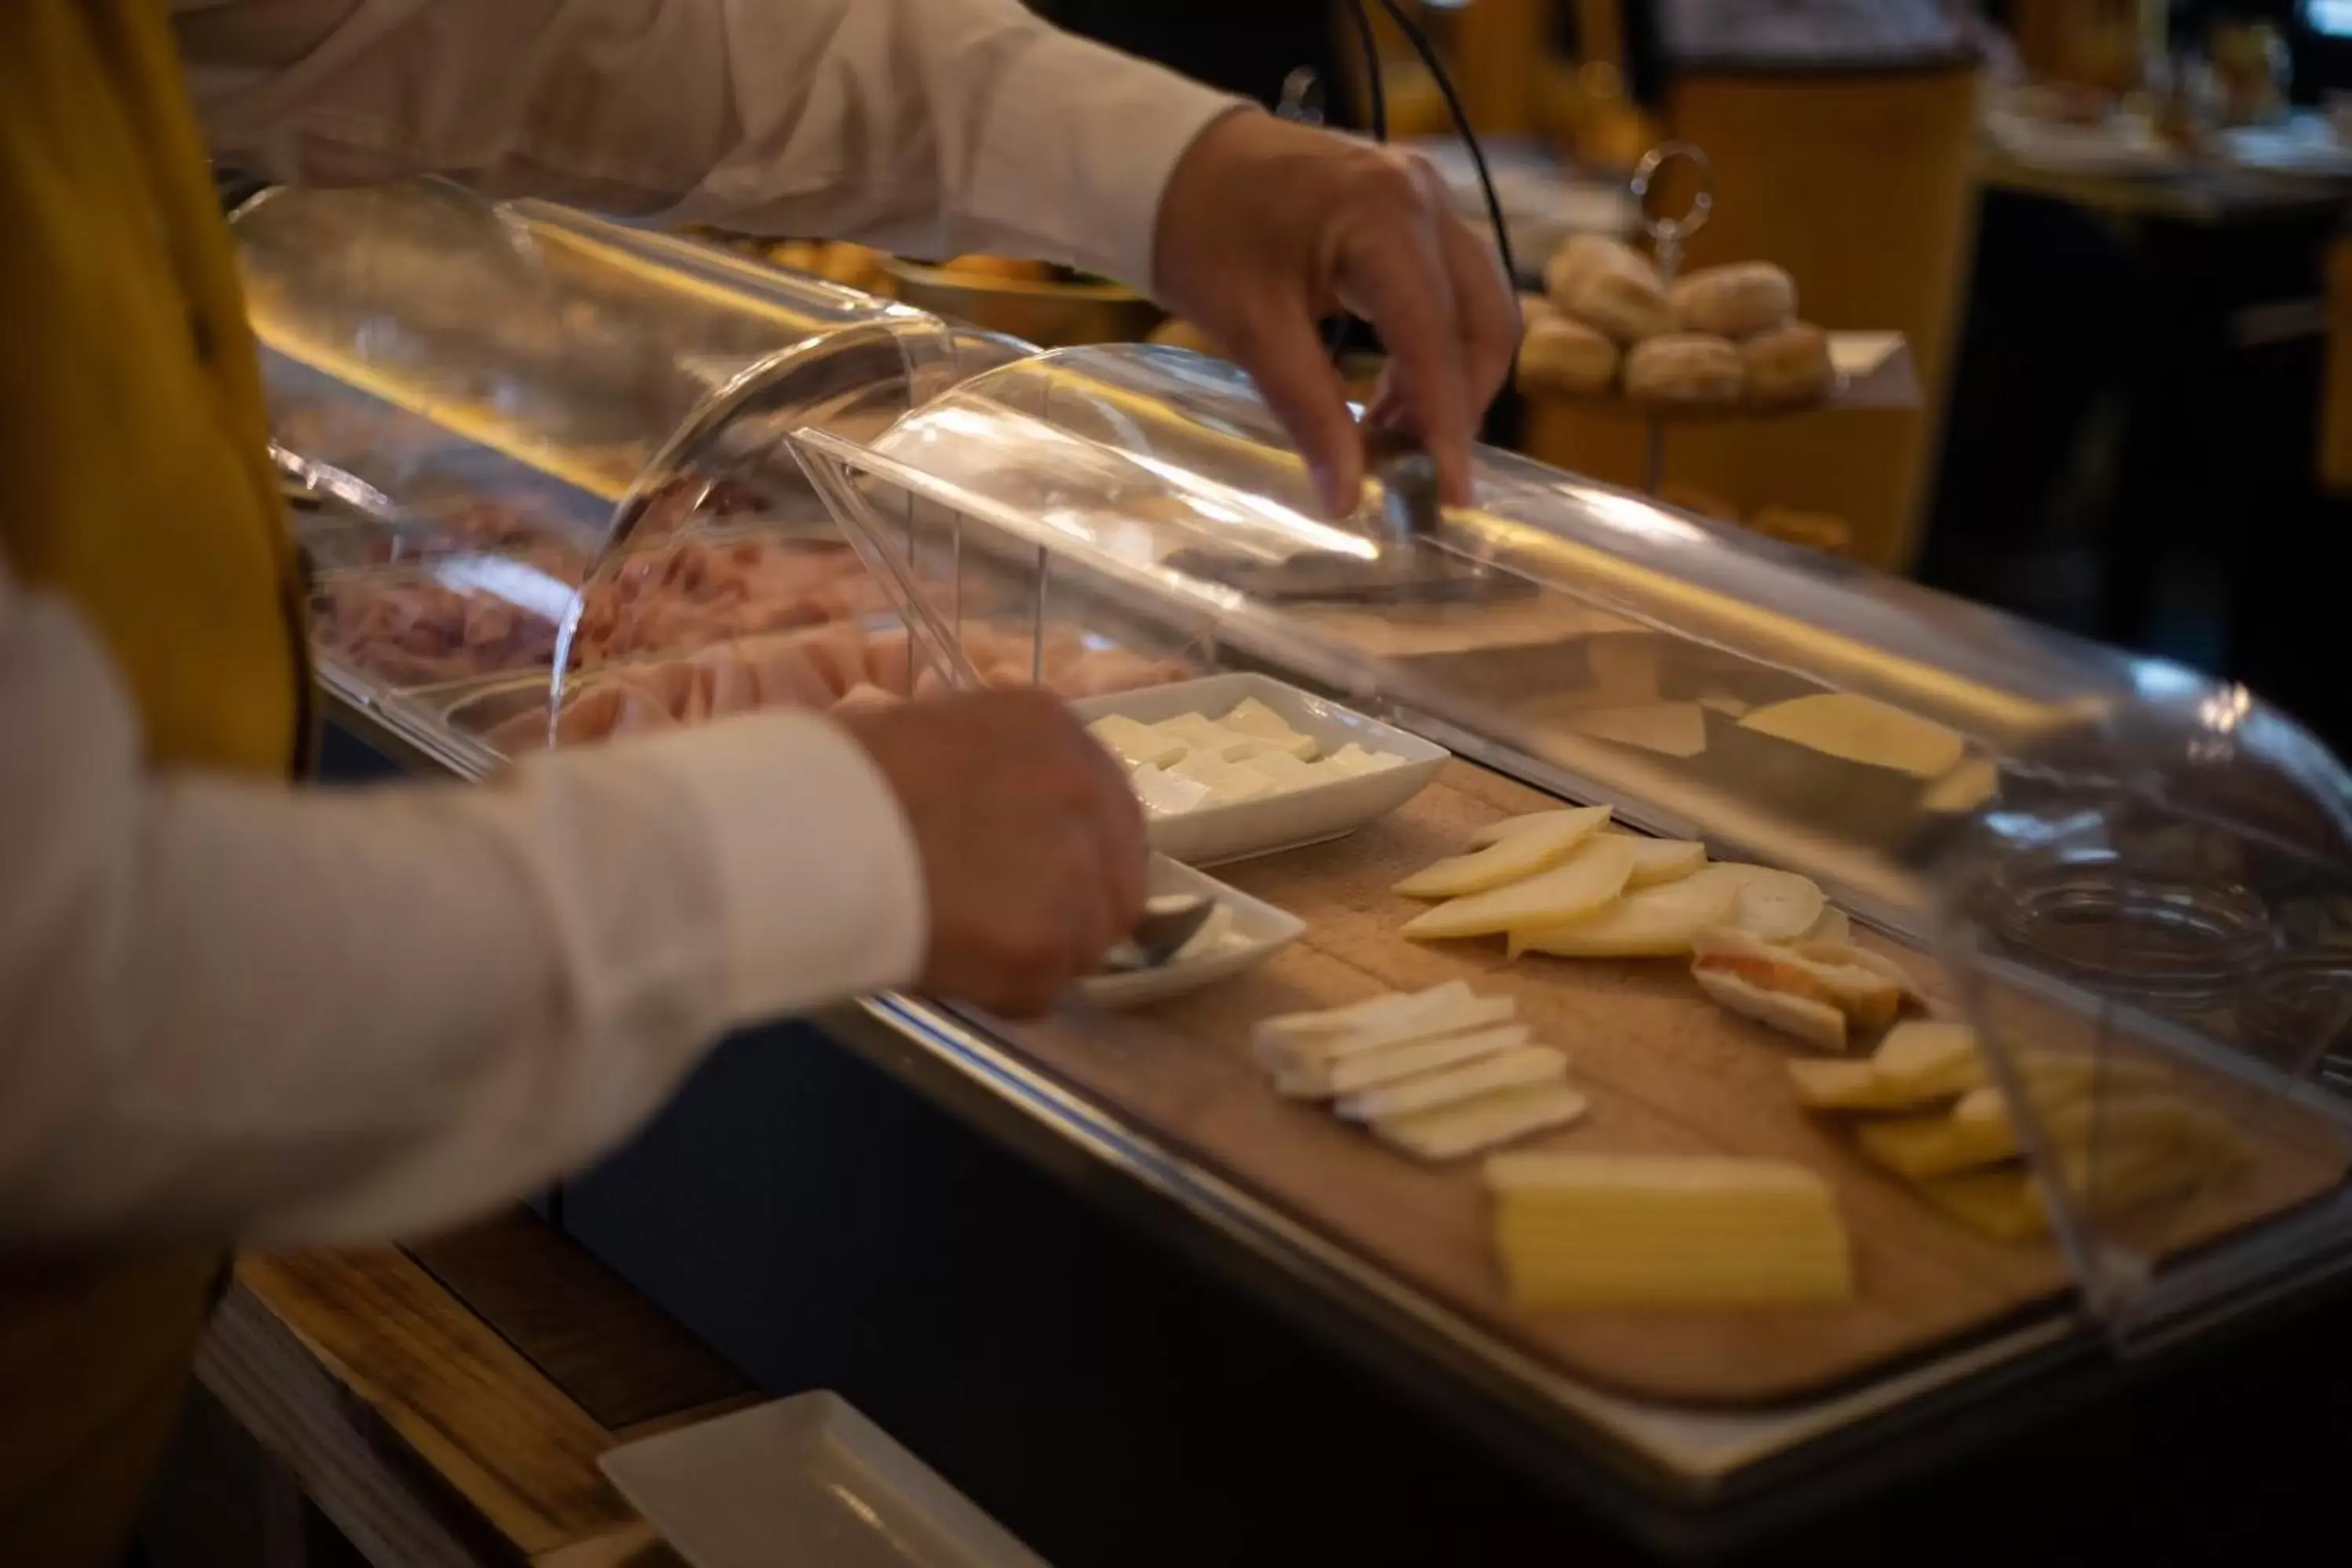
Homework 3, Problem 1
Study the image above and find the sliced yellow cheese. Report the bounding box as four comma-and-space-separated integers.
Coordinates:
1922, 754, 1999, 815
1486, 1154, 1853, 1309
1622, 837, 1708, 887
1374, 1082, 1588, 1162
1508, 865, 1744, 959
1468, 808, 1602, 848
1393, 807, 1611, 898
1872, 1087, 2205, 1181
1786, 1019, 1984, 1110
1737, 693, 1965, 779
1403, 838, 1639, 942
1912, 1130, 2225, 1243
1473, 819, 1705, 887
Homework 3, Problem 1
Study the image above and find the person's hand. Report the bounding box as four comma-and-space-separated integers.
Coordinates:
1151, 110, 1519, 517
834, 690, 1147, 1018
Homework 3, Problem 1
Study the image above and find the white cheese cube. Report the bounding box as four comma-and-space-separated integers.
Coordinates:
1089, 713, 1186, 768
1241, 750, 1323, 789
1130, 764, 1212, 818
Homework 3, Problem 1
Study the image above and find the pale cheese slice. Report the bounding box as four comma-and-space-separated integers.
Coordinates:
1392, 807, 1611, 898
1374, 1083, 1588, 1162
1694, 967, 1848, 1051
1335, 1045, 1568, 1122
1130, 764, 1212, 818
1922, 755, 1999, 815
1737, 693, 1965, 779
1468, 808, 1596, 848
1251, 981, 1475, 1053
1912, 1125, 2234, 1243
1509, 865, 1744, 958
1402, 837, 1639, 942
1565, 702, 1708, 759
1278, 1023, 1530, 1099
1325, 743, 1405, 776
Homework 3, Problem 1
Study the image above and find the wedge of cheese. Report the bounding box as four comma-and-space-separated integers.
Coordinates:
1402, 837, 1639, 942
1863, 1087, 2206, 1182
1737, 693, 1965, 780
1374, 1083, 1588, 1162
1621, 837, 1708, 888
1276, 1023, 1530, 1100
1393, 807, 1611, 898
1912, 1123, 2237, 1243
1337, 1045, 1569, 1122
1693, 927, 1910, 1047
1509, 865, 1745, 958
1486, 1154, 1853, 1309
1468, 808, 1598, 848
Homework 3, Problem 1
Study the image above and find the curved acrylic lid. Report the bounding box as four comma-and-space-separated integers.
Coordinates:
804, 342, 2352, 1336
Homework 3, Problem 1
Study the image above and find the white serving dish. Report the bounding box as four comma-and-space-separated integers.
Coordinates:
598, 1392, 1045, 1568
1072, 672, 1448, 865
1076, 855, 1305, 1010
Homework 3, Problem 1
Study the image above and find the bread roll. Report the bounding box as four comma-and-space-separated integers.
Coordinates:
1515, 316, 1619, 398
1624, 334, 1743, 408
1740, 321, 1835, 409
1519, 292, 1559, 329
1567, 261, 1675, 345
1543, 235, 1650, 311
1668, 262, 1797, 339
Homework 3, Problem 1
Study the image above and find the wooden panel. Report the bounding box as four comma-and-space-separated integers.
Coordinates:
235, 1247, 634, 1558
984, 762, 2347, 1406
405, 1210, 750, 1433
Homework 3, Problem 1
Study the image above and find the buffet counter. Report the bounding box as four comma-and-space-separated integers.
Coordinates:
234, 180, 2352, 1562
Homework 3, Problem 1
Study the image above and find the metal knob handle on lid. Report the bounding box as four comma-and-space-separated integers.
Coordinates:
1630, 140, 1714, 284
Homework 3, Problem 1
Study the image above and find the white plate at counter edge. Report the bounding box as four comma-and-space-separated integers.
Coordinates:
1077, 856, 1305, 1009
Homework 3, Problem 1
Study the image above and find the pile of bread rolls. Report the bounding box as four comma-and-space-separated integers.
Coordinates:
1518, 236, 1836, 413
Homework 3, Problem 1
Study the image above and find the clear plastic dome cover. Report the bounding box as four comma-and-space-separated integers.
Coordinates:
787, 342, 2352, 1339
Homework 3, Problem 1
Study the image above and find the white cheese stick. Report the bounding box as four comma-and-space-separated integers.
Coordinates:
1254, 991, 1515, 1075
1373, 1083, 1590, 1162
1089, 713, 1186, 768
1276, 1023, 1529, 1099
1250, 981, 1474, 1054
1336, 1046, 1569, 1122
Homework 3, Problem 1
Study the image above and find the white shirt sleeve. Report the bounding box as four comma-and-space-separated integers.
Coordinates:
172, 0, 1247, 289
0, 553, 927, 1248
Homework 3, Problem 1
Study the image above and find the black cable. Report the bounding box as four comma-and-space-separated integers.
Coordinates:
1367, 0, 1518, 288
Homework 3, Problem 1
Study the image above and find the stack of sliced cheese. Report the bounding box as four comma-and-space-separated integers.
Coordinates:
1486, 1153, 1853, 1310
1689, 926, 1922, 1054
1394, 807, 1841, 958
1788, 1021, 2246, 1242
1254, 982, 1586, 1161
1090, 699, 1404, 816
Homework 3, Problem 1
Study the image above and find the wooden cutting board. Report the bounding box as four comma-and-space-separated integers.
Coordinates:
990, 762, 2350, 1408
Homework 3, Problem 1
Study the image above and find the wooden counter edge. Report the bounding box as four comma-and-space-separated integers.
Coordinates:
196, 1237, 734, 1566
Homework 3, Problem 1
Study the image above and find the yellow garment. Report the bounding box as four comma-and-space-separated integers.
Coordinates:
1, 3, 304, 1563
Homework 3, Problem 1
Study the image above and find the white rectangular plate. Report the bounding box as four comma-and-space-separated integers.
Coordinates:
599, 1392, 1045, 1568
1072, 673, 1447, 865
1076, 856, 1305, 1010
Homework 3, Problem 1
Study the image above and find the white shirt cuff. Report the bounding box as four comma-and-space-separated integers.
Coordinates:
967, 30, 1250, 291
648, 711, 929, 1021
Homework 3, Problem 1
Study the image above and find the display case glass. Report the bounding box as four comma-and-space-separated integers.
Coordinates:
236, 180, 1025, 764
775, 342, 2352, 1341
